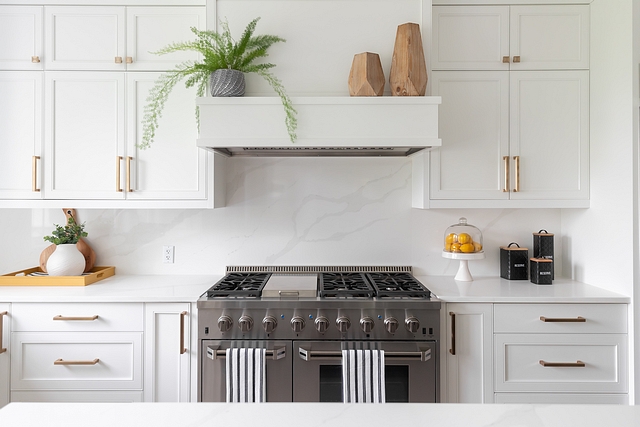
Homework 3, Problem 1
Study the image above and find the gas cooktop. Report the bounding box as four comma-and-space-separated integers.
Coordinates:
201, 266, 432, 300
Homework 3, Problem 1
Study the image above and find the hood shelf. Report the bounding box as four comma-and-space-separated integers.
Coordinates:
196, 96, 441, 157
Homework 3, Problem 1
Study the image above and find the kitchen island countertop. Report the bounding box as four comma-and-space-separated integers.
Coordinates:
0, 402, 638, 427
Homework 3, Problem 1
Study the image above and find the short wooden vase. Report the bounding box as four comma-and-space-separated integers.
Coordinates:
389, 23, 427, 96
348, 52, 385, 96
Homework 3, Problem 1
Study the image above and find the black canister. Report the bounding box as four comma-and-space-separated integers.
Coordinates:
533, 230, 554, 279
530, 258, 553, 285
500, 243, 529, 280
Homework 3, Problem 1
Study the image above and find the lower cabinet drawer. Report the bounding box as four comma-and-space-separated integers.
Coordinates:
494, 334, 627, 393
11, 390, 143, 403
494, 393, 628, 404
11, 332, 142, 390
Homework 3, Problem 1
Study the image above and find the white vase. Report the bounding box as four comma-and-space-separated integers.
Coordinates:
46, 244, 85, 276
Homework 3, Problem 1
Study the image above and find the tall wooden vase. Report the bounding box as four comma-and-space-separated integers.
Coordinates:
389, 23, 427, 96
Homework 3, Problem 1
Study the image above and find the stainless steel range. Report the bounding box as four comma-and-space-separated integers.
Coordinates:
197, 266, 440, 403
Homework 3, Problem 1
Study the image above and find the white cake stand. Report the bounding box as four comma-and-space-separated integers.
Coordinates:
442, 251, 485, 281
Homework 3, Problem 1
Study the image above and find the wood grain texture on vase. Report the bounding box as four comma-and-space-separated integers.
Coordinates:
348, 52, 385, 96
389, 23, 427, 96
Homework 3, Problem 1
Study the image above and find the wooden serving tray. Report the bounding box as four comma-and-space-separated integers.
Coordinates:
0, 266, 115, 286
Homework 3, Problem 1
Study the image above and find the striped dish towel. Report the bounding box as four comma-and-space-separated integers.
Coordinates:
225, 348, 266, 402
342, 349, 385, 403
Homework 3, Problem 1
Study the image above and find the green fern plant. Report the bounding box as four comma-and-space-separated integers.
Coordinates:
139, 17, 297, 150
43, 216, 88, 245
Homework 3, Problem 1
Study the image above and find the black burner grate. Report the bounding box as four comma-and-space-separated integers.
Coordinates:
205, 273, 271, 298
319, 272, 375, 298
366, 272, 431, 299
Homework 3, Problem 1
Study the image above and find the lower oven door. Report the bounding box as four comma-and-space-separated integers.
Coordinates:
293, 341, 437, 403
200, 340, 292, 402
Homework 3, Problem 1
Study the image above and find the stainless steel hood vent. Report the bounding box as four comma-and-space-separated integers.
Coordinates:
196, 96, 441, 157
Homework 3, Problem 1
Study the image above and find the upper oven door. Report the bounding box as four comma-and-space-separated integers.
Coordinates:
200, 340, 292, 402
293, 341, 438, 403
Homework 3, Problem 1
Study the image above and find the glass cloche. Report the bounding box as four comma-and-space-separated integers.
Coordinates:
443, 217, 483, 254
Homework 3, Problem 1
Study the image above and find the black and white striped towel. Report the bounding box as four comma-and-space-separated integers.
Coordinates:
225, 348, 266, 402
342, 349, 385, 403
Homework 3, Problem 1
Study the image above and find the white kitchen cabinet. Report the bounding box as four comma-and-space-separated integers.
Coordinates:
429, 4, 589, 208
144, 303, 191, 402
493, 303, 628, 403
10, 303, 144, 403
45, 6, 204, 71
0, 72, 43, 200
0, 6, 43, 70
444, 303, 493, 403
432, 5, 589, 71
0, 305, 10, 408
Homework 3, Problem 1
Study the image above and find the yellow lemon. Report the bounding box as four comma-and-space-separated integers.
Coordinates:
444, 243, 452, 252
460, 243, 475, 253
445, 233, 457, 244
473, 241, 483, 252
458, 233, 472, 244
450, 243, 461, 253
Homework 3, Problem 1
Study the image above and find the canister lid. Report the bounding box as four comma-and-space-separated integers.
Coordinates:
533, 229, 554, 236
500, 242, 528, 251
530, 257, 553, 262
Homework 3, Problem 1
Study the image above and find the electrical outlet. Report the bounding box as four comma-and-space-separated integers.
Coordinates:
163, 245, 175, 264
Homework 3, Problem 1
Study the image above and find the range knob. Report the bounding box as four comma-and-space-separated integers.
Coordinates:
291, 316, 305, 333
336, 316, 351, 333
238, 315, 254, 333
384, 317, 399, 335
262, 316, 278, 333
315, 316, 329, 334
360, 317, 374, 333
405, 316, 420, 334
217, 315, 233, 332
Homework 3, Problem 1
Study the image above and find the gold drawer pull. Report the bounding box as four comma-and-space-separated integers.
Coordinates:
54, 358, 99, 366
115, 56, 123, 64
513, 155, 520, 192
502, 56, 510, 63
32, 156, 40, 192
53, 315, 99, 321
449, 312, 456, 355
0, 311, 7, 354
126, 156, 133, 192
540, 316, 586, 323
502, 156, 510, 192
116, 156, 123, 192
180, 311, 188, 355
539, 360, 585, 368
513, 56, 521, 63
126, 56, 133, 64
32, 56, 41, 63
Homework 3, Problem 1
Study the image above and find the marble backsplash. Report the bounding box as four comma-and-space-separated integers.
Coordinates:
0, 156, 561, 277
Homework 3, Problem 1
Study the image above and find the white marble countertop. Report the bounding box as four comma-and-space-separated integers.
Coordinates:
0, 274, 222, 302
0, 402, 638, 427
416, 275, 630, 303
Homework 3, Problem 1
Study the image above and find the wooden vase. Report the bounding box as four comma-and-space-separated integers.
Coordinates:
389, 23, 427, 96
348, 52, 385, 96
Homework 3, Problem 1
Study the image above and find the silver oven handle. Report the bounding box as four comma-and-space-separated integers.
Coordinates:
207, 346, 286, 361
298, 347, 431, 362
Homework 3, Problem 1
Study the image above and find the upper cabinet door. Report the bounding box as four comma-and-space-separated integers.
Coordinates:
126, 7, 205, 72
432, 6, 509, 71
510, 5, 589, 70
45, 6, 125, 71
0, 72, 43, 200
0, 6, 43, 70
44, 72, 126, 200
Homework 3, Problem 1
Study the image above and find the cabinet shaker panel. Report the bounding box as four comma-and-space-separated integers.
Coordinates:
0, 6, 43, 70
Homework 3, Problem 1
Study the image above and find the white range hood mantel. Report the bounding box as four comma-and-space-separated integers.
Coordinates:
196, 96, 441, 156
197, 96, 441, 209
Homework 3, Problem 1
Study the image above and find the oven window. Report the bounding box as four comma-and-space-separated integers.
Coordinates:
318, 365, 410, 402
319, 365, 343, 402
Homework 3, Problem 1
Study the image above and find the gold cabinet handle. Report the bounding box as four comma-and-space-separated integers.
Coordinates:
54, 358, 99, 366
126, 156, 133, 192
53, 315, 99, 321
116, 156, 123, 192
539, 360, 585, 368
502, 56, 510, 63
32, 156, 40, 192
31, 56, 40, 63
115, 56, 123, 64
126, 56, 133, 64
513, 56, 521, 63
503, 156, 510, 192
449, 312, 456, 355
180, 311, 188, 355
540, 316, 586, 323
0, 311, 7, 354
513, 156, 520, 192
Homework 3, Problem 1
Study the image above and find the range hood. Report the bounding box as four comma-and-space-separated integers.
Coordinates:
196, 96, 441, 157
